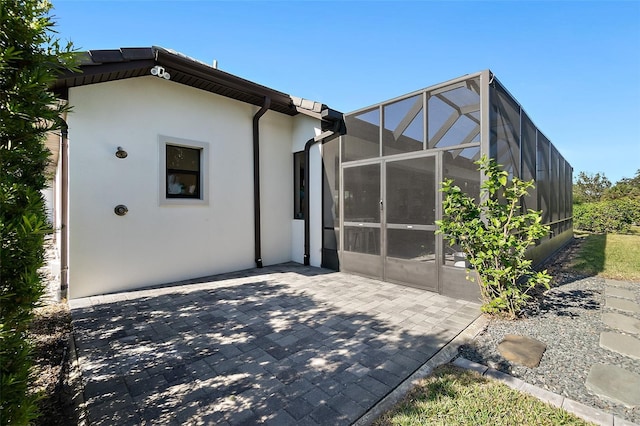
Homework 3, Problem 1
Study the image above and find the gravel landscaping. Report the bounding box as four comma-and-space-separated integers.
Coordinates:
458, 239, 640, 424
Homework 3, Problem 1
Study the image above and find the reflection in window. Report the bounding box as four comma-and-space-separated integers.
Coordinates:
166, 145, 200, 198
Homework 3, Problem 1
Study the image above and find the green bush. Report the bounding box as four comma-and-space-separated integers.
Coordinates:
1, 1, 75, 423
436, 156, 551, 318
574, 199, 640, 234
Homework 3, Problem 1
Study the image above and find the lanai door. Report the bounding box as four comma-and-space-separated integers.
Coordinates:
341, 154, 438, 291
342, 163, 382, 279
384, 155, 438, 291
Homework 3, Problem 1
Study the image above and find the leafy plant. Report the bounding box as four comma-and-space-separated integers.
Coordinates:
574, 198, 640, 234
1, 1, 76, 423
436, 156, 551, 318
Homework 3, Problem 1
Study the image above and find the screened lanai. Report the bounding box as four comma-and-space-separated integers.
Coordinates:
320, 70, 572, 302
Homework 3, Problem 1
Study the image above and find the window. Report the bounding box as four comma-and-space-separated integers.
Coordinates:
159, 136, 209, 205
293, 151, 305, 219
166, 145, 200, 198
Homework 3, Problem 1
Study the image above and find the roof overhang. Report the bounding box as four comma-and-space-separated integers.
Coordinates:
52, 46, 341, 120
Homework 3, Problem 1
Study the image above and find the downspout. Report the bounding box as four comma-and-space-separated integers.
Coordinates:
60, 122, 69, 299
303, 121, 342, 266
253, 97, 271, 268
303, 136, 315, 266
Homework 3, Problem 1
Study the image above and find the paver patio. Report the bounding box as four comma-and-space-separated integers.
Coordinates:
69, 263, 480, 425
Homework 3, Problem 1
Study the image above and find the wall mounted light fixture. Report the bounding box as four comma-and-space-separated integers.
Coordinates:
150, 65, 171, 80
115, 146, 128, 159
114, 205, 128, 216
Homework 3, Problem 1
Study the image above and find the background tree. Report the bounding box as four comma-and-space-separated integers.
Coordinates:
573, 171, 611, 204
1, 1, 75, 423
605, 169, 640, 201
436, 156, 551, 318
573, 170, 640, 233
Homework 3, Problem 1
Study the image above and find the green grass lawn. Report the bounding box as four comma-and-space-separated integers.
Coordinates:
570, 231, 640, 281
374, 365, 593, 426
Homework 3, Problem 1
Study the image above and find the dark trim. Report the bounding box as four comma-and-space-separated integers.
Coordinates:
60, 122, 69, 299
253, 97, 271, 268
303, 137, 315, 266
156, 50, 292, 111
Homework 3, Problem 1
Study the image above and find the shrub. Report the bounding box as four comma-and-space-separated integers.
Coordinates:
436, 156, 551, 318
1, 1, 75, 423
574, 199, 640, 234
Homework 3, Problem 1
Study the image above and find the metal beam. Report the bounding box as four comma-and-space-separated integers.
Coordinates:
391, 96, 423, 141
429, 110, 459, 148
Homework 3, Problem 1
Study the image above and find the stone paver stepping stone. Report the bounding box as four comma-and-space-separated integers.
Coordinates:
605, 286, 637, 300
602, 312, 640, 335
606, 297, 640, 314
605, 279, 635, 289
586, 363, 640, 408
599, 332, 640, 360
497, 334, 546, 368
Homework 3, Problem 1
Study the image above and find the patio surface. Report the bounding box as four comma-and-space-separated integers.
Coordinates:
69, 263, 481, 425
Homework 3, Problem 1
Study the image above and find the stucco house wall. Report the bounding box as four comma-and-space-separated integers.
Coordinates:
66, 75, 321, 298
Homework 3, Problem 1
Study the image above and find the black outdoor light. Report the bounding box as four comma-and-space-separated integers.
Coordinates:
114, 205, 128, 216
115, 146, 128, 159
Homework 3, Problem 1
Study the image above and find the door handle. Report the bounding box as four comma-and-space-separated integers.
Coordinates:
380, 200, 383, 210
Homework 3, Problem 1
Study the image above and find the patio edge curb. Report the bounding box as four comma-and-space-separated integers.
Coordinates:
352, 314, 489, 426
453, 357, 638, 426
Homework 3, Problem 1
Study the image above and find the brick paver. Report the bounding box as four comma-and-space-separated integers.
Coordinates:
70, 263, 480, 425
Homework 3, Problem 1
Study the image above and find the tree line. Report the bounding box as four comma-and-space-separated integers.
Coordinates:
573, 170, 640, 233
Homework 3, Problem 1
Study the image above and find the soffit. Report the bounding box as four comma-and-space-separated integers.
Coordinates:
52, 47, 335, 118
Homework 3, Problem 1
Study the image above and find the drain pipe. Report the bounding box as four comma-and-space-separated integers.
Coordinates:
303, 121, 342, 266
253, 97, 271, 268
60, 121, 69, 299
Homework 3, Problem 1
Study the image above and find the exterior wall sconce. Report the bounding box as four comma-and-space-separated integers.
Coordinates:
115, 147, 128, 159
114, 205, 128, 216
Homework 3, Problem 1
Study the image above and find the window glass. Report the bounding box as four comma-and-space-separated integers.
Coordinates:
166, 145, 200, 198
293, 151, 305, 219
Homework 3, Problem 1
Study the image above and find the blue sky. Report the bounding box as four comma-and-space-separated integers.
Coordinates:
52, 1, 639, 183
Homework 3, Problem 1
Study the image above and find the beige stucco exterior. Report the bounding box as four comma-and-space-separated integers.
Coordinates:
65, 76, 322, 298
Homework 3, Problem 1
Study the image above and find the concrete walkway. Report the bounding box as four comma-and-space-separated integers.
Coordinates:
587, 279, 640, 409
69, 263, 480, 425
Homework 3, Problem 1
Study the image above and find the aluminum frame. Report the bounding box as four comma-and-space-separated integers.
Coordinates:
328, 70, 572, 301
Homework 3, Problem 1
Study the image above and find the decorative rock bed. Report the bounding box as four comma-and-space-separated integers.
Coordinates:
458, 273, 640, 424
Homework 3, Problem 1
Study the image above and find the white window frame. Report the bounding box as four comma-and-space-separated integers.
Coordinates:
159, 135, 210, 206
